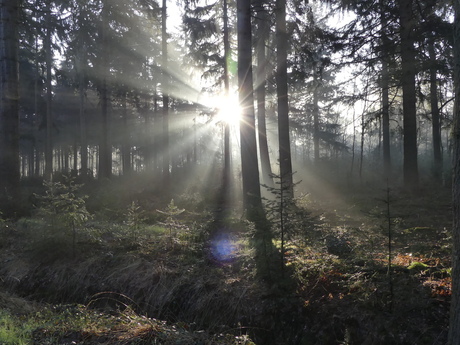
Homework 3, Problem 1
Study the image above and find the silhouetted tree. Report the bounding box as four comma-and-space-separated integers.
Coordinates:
275, 0, 293, 197
0, 0, 21, 212
237, 0, 261, 211
449, 2, 460, 343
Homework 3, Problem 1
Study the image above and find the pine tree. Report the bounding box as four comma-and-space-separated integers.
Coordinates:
0, 0, 21, 214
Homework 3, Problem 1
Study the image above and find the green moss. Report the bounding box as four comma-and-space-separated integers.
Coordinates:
407, 261, 429, 270
0, 310, 32, 345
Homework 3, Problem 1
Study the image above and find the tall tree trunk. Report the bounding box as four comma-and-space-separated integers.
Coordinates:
223, 0, 231, 185
381, 0, 391, 179
449, 2, 460, 344
0, 0, 20, 212
77, 52, 88, 178
44, 2, 53, 180
350, 108, 356, 178
275, 0, 293, 197
237, 0, 261, 211
121, 91, 131, 175
153, 87, 159, 172
399, 0, 419, 190
429, 33, 442, 181
313, 63, 320, 163
98, 0, 111, 179
162, 0, 170, 197
33, 4, 39, 178
143, 60, 153, 172
255, 0, 273, 187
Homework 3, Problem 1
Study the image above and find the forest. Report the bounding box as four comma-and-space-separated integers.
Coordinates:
0, 0, 459, 344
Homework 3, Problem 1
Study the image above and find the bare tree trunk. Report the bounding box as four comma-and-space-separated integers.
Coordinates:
255, 0, 273, 188
98, 0, 112, 179
223, 0, 231, 184
77, 51, 88, 178
381, 0, 391, 179
429, 33, 442, 182
121, 92, 131, 175
275, 0, 293, 197
44, 2, 53, 180
350, 108, 356, 179
0, 0, 20, 212
313, 63, 320, 163
153, 87, 159, 172
237, 0, 261, 211
448, 2, 460, 344
399, 0, 419, 190
33, 6, 39, 178
162, 0, 171, 198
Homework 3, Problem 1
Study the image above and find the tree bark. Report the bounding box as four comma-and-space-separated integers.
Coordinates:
44, 2, 53, 180
449, 2, 460, 343
380, 0, 391, 179
98, 0, 112, 179
121, 91, 131, 175
237, 0, 261, 211
313, 62, 320, 163
77, 51, 88, 178
399, 0, 419, 190
223, 0, 231, 185
0, 0, 20, 212
255, 0, 273, 188
275, 0, 293, 197
429, 33, 442, 182
162, 0, 170, 198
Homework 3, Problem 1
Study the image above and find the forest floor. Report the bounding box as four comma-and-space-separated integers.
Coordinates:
0, 175, 454, 345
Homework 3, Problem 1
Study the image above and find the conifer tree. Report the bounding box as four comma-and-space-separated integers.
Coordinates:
237, 0, 261, 212
449, 2, 460, 343
275, 0, 293, 198
0, 0, 21, 213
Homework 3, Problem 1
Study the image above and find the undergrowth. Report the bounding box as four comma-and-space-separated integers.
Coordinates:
0, 300, 256, 345
0, 177, 453, 344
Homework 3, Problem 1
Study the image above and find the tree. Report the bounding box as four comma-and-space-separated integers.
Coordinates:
254, 0, 273, 187
223, 0, 231, 185
399, 0, 419, 190
380, 0, 391, 179
98, 0, 112, 179
0, 0, 21, 213
419, 2, 453, 182
275, 0, 293, 197
68, 0, 96, 179
162, 0, 171, 197
237, 0, 261, 212
44, 1, 54, 180
449, 2, 460, 343
428, 31, 442, 181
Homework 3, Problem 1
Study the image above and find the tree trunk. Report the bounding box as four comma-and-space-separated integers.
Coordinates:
98, 0, 112, 179
223, 0, 231, 185
399, 0, 419, 190
429, 33, 442, 182
77, 52, 88, 178
121, 92, 131, 175
255, 0, 273, 188
0, 0, 20, 212
153, 87, 159, 172
44, 2, 53, 180
381, 0, 391, 179
448, 2, 460, 344
237, 0, 261, 211
313, 63, 320, 163
275, 0, 293, 197
162, 0, 170, 198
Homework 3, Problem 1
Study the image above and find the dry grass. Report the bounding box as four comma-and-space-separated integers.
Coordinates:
0, 180, 453, 345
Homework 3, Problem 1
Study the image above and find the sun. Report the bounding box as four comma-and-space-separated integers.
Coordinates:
215, 95, 241, 126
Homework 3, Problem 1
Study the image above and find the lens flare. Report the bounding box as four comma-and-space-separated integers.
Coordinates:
210, 232, 238, 263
